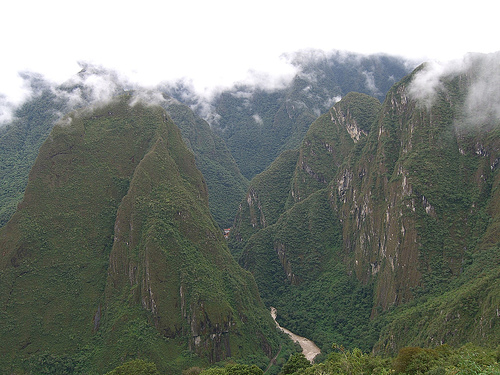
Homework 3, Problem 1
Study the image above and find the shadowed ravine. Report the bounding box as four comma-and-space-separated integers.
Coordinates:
271, 307, 321, 362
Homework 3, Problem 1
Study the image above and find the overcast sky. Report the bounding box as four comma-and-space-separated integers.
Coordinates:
1, 0, 498, 109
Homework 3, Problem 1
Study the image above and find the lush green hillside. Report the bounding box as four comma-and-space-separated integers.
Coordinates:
232, 93, 383, 352
0, 95, 281, 374
230, 55, 500, 356
0, 79, 66, 227
162, 97, 248, 228
0, 66, 250, 233
229, 149, 299, 260
1, 53, 499, 374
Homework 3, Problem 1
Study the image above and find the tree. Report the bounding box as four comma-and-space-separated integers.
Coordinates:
104, 359, 160, 375
200, 364, 264, 375
280, 353, 311, 375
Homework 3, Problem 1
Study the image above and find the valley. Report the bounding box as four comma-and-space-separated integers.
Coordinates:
271, 307, 321, 362
0, 51, 499, 374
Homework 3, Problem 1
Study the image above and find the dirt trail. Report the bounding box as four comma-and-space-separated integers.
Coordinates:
270, 307, 321, 362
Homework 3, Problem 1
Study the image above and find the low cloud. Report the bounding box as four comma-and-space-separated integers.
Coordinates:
0, 63, 174, 127
0, 72, 49, 124
362, 71, 381, 97
462, 52, 500, 127
129, 89, 167, 108
252, 113, 263, 125
324, 95, 342, 109
0, 95, 16, 123
408, 51, 500, 128
408, 60, 461, 109
55, 62, 131, 109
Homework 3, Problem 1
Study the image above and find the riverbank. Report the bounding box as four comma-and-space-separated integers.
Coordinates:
270, 307, 321, 362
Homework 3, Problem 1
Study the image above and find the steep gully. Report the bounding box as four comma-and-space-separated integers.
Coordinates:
271, 307, 321, 362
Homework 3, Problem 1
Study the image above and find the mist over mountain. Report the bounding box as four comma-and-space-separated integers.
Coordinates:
164, 50, 415, 179
1, 50, 499, 374
0, 65, 248, 228
0, 49, 415, 228
230, 51, 500, 354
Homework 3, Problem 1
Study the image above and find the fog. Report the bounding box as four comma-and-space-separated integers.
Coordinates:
408, 52, 500, 128
3, 50, 500, 133
2, 0, 497, 126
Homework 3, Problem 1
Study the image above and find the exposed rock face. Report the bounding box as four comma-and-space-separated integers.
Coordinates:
332, 65, 499, 313
330, 82, 422, 311
290, 93, 381, 204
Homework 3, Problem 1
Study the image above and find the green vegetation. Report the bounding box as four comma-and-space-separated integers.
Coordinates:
105, 359, 160, 375
289, 92, 381, 203
229, 149, 299, 260
0, 95, 282, 374
279, 353, 311, 374
1, 56, 499, 375
238, 187, 377, 353
198, 363, 264, 375
0, 86, 65, 226
163, 97, 248, 228
231, 94, 386, 353
231, 62, 500, 361
212, 53, 410, 180
195, 343, 500, 375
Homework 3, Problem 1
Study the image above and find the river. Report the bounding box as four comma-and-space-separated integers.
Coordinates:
270, 307, 321, 362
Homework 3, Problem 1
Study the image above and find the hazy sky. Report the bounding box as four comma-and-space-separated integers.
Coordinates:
1, 0, 498, 109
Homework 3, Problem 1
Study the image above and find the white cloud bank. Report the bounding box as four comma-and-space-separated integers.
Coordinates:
1, 0, 498, 124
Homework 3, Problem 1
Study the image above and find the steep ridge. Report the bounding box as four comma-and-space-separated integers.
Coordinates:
231, 55, 500, 354
0, 95, 280, 374
231, 93, 380, 250
332, 62, 499, 313
162, 97, 249, 228
289, 92, 381, 204
232, 93, 382, 351
0, 70, 248, 231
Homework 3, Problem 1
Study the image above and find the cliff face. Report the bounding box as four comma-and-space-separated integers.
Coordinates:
333, 78, 422, 311
0, 95, 279, 373
333, 63, 499, 313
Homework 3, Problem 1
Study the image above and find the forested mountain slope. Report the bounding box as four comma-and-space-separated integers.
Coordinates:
230, 53, 500, 354
206, 51, 412, 179
0, 75, 66, 227
0, 95, 280, 374
231, 92, 383, 351
0, 70, 248, 229
162, 97, 248, 228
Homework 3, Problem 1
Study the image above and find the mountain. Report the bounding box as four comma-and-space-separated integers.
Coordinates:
230, 53, 500, 354
0, 74, 67, 227
185, 51, 414, 180
0, 95, 280, 374
0, 52, 412, 230
0, 70, 248, 229
230, 92, 383, 351
161, 97, 249, 228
